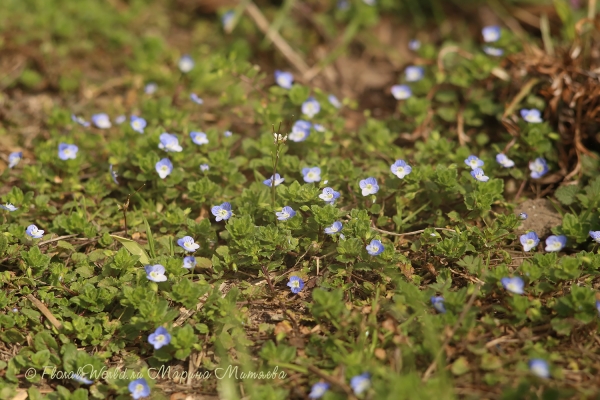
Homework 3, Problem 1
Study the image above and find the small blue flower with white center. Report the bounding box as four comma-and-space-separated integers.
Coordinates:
529, 359, 550, 379
289, 120, 311, 142
26, 224, 44, 239
529, 157, 548, 179
222, 10, 235, 30
183, 256, 196, 269
313, 123, 325, 132
145, 82, 157, 94
274, 70, 293, 89
501, 276, 524, 295
115, 115, 126, 125
276, 206, 296, 221
519, 212, 528, 220
200, 164, 209, 172
58, 143, 79, 160
287, 276, 304, 294
263, 173, 284, 187
359, 177, 379, 196
328, 94, 342, 108
520, 231, 540, 251
155, 158, 173, 179
590, 231, 600, 243
545, 235, 567, 252
308, 382, 329, 399
148, 326, 171, 350
129, 378, 151, 400
130, 116, 146, 134
190, 93, 203, 104
178, 55, 194, 73
430, 296, 446, 313
145, 264, 167, 282
390, 159, 412, 179
319, 187, 340, 205
350, 372, 371, 395
471, 168, 489, 182
190, 131, 209, 146
211, 202, 232, 221
71, 114, 90, 127
159, 133, 183, 152
302, 167, 321, 183
366, 239, 384, 256
391, 84, 412, 100
520, 108, 543, 123
224, 130, 232, 137
109, 164, 118, 184
8, 151, 22, 168
324, 221, 342, 235
483, 46, 504, 56
405, 66, 424, 82
409, 39, 421, 50
72, 374, 93, 385
465, 155, 484, 169
482, 25, 501, 42
0, 203, 18, 212
91, 113, 112, 129
302, 97, 320, 119
177, 236, 200, 252
496, 153, 515, 168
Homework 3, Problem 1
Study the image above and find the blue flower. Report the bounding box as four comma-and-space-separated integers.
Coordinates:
128, 378, 151, 400
409, 39, 421, 50
190, 131, 209, 145
465, 155, 484, 169
366, 239, 384, 256
276, 206, 296, 221
529, 359, 550, 379
430, 296, 446, 313
545, 235, 566, 252
483, 46, 504, 56
289, 120, 311, 142
159, 133, 183, 152
190, 93, 204, 105
302, 97, 321, 119
496, 153, 515, 168
501, 276, 524, 295
178, 55, 194, 73
0, 203, 18, 212
391, 84, 412, 100
183, 256, 197, 269
155, 158, 173, 179
58, 143, 79, 160
359, 177, 379, 196
390, 159, 412, 179
328, 94, 342, 109
224, 130, 233, 137
596, 299, 600, 316
324, 221, 342, 235
590, 231, 600, 243
148, 326, 171, 350
91, 113, 112, 129
405, 66, 424, 82
309, 382, 330, 399
313, 123, 325, 132
263, 173, 285, 187
26, 224, 44, 239
145, 82, 157, 94
274, 70, 293, 89
529, 157, 548, 179
71, 114, 90, 127
482, 25, 501, 42
337, 0, 349, 10
319, 187, 340, 204
287, 276, 304, 294
200, 164, 209, 171
177, 236, 200, 252
115, 115, 126, 125
302, 167, 321, 183
211, 202, 232, 221
350, 372, 371, 395
8, 151, 22, 168
471, 168, 489, 182
222, 10, 235, 30
72, 374, 93, 385
130, 116, 146, 134
109, 164, 119, 184
519, 212, 528, 220
520, 231, 540, 252
520, 108, 543, 123
145, 264, 167, 282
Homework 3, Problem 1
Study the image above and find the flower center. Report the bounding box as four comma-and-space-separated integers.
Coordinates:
184, 242, 194, 249
324, 193, 332, 200
218, 209, 228, 217
150, 271, 160, 278
507, 283, 517, 291
365, 184, 372, 190
135, 384, 144, 394
161, 166, 168, 172
526, 239, 534, 246
290, 281, 299, 288
156, 334, 164, 342
396, 167, 404, 174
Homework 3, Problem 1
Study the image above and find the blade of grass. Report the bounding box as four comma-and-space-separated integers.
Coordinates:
143, 215, 156, 259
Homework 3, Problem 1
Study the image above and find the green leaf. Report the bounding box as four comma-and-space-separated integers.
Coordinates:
143, 216, 156, 259
554, 185, 579, 206
110, 235, 150, 265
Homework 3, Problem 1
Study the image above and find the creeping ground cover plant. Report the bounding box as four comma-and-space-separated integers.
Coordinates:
1, 0, 600, 399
